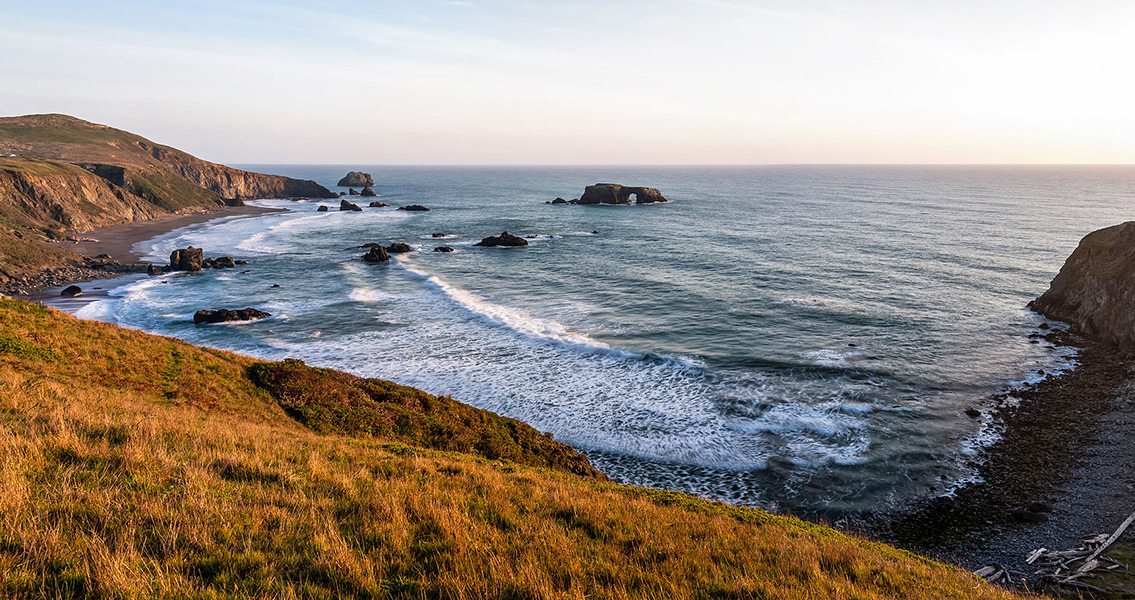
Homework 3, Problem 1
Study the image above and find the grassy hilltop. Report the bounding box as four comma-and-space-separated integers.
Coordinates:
0, 298, 1021, 599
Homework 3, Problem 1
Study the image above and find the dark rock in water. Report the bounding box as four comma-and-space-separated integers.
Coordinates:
338, 192, 346, 196
570, 199, 579, 204
578, 183, 668, 205
270, 284, 280, 288
591, 230, 599, 234
212, 256, 235, 269
337, 171, 374, 187
193, 308, 271, 324
551, 197, 567, 204
386, 242, 412, 253
60, 285, 82, 297
147, 264, 160, 276
169, 246, 203, 271
964, 408, 981, 418
235, 259, 248, 265
202, 258, 214, 269
360, 186, 377, 197
359, 242, 383, 248
434, 246, 454, 253
348, 188, 359, 196
432, 233, 446, 238
1038, 322, 1050, 330
317, 205, 329, 211
340, 199, 362, 212
368, 201, 388, 207
240, 270, 251, 274
398, 205, 430, 212
474, 231, 528, 247
362, 247, 389, 263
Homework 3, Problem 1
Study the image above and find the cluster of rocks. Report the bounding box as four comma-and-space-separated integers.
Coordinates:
474, 231, 528, 247
193, 308, 271, 324
317, 201, 421, 211
0, 260, 146, 297
168, 247, 247, 272
546, 184, 668, 205
359, 241, 415, 263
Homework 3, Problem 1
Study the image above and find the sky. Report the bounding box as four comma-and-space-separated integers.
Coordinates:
1, 0, 1134, 164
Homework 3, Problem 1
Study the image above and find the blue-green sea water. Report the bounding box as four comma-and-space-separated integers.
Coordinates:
67, 165, 1135, 517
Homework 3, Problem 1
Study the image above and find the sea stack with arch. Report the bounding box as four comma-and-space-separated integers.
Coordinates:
578, 184, 668, 205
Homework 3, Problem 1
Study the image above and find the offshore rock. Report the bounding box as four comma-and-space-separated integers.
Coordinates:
398, 205, 430, 212
368, 201, 388, 207
337, 171, 374, 187
362, 246, 389, 263
169, 246, 203, 271
386, 242, 412, 253
1030, 221, 1135, 350
434, 246, 454, 253
212, 256, 235, 269
340, 199, 362, 212
317, 205, 329, 211
577, 183, 667, 205
360, 186, 377, 197
193, 307, 271, 324
60, 285, 82, 297
474, 231, 528, 247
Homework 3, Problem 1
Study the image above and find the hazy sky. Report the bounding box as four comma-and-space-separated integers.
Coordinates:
2, 1, 1134, 164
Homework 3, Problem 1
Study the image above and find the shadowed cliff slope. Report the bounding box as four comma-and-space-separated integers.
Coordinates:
1030, 221, 1135, 350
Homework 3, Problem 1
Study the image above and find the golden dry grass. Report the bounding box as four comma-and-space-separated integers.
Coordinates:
0, 299, 1029, 599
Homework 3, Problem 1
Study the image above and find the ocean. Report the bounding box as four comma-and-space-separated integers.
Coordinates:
64, 165, 1135, 519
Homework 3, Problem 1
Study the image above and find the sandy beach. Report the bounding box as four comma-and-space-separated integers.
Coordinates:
50, 204, 281, 265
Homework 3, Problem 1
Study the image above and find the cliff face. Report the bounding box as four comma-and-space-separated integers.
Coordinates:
1030, 221, 1135, 349
144, 143, 336, 200
0, 159, 162, 234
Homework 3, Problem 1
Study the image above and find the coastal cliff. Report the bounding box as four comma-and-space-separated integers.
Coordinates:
0, 114, 335, 288
1030, 221, 1135, 350
0, 114, 336, 203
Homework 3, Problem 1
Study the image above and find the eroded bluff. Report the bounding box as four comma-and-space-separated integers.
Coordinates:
1030, 221, 1135, 350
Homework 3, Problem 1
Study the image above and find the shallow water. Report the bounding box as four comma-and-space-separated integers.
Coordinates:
63, 165, 1135, 517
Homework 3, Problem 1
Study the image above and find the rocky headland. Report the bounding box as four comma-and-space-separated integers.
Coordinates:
885, 221, 1135, 595
0, 114, 333, 291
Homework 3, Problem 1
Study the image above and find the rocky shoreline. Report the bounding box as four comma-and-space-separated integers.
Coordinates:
881, 334, 1134, 569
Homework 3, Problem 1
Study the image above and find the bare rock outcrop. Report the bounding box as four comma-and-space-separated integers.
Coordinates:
474, 231, 528, 247
337, 171, 374, 187
1030, 221, 1135, 350
169, 246, 204, 272
193, 307, 271, 324
577, 183, 667, 205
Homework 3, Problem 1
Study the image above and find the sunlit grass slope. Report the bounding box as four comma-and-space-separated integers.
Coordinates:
0, 299, 1023, 599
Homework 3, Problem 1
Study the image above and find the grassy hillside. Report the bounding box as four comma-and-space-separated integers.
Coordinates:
0, 299, 1022, 599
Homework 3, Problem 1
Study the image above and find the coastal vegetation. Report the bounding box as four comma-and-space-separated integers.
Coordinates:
0, 298, 1022, 599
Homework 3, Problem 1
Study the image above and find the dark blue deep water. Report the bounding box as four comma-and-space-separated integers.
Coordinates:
69, 165, 1135, 516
